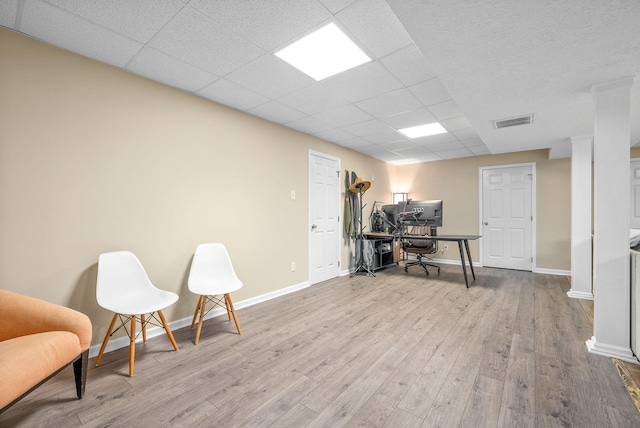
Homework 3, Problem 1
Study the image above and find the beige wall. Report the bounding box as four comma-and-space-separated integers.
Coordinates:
396, 151, 571, 270
0, 29, 571, 347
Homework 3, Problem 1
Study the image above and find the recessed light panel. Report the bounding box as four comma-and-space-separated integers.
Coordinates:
274, 23, 371, 81
398, 122, 447, 139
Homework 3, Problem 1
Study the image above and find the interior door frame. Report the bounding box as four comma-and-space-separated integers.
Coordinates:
478, 162, 537, 270
631, 157, 640, 228
308, 150, 341, 284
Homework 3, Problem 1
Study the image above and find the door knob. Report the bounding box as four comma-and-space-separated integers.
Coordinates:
311, 224, 317, 230
483, 222, 488, 225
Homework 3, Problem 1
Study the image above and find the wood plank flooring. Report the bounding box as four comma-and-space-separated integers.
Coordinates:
2, 264, 640, 427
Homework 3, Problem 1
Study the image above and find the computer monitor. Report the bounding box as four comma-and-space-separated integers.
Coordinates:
382, 199, 443, 230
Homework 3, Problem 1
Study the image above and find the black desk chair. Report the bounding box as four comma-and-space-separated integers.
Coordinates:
403, 226, 441, 275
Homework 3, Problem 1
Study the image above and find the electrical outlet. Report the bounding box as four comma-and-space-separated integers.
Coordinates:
290, 190, 296, 200
291, 262, 296, 271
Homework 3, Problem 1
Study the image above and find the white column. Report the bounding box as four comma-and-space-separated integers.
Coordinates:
586, 77, 635, 362
568, 135, 594, 300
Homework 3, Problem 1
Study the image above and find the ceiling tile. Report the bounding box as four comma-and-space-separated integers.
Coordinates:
414, 152, 443, 162
342, 119, 395, 137
364, 131, 407, 145
277, 84, 349, 115
374, 150, 400, 158
46, 0, 185, 43
441, 115, 473, 132
469, 145, 492, 155
313, 104, 372, 127
126, 47, 217, 92
336, 0, 413, 57
0, 0, 18, 27
461, 137, 486, 148
419, 140, 465, 152
197, 78, 269, 111
339, 137, 371, 149
453, 128, 479, 140
380, 108, 437, 130
313, 128, 355, 142
355, 89, 422, 118
437, 148, 474, 159
226, 54, 316, 99
382, 140, 415, 151
372, 151, 405, 163
285, 116, 333, 134
355, 144, 387, 156
248, 100, 306, 124
321, 61, 403, 103
148, 8, 263, 76
393, 146, 428, 158
380, 44, 437, 86
408, 78, 452, 106
20, 0, 142, 67
317, 0, 358, 14
190, 0, 331, 51
428, 99, 464, 121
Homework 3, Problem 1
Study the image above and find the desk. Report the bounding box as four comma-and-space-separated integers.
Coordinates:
367, 233, 481, 288
415, 235, 480, 288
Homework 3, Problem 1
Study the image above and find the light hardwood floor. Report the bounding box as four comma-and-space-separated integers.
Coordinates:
2, 264, 640, 427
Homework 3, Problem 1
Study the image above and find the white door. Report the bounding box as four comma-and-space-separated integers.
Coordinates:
630, 160, 640, 228
309, 151, 340, 284
481, 164, 534, 271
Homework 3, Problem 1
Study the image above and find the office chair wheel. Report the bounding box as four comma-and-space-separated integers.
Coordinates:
404, 263, 429, 275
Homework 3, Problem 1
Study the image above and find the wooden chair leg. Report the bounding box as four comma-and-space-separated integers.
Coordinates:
141, 313, 147, 343
95, 313, 118, 366
190, 296, 203, 329
225, 294, 242, 335
129, 315, 136, 377
194, 296, 207, 345
224, 295, 232, 320
158, 310, 179, 351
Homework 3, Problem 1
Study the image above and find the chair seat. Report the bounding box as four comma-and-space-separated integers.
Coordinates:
189, 277, 242, 296
98, 289, 178, 315
404, 246, 432, 254
0, 331, 82, 410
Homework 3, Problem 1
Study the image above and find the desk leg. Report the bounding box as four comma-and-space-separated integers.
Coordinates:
458, 240, 470, 288
463, 240, 476, 280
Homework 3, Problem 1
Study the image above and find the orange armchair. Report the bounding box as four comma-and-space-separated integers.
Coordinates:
0, 289, 92, 412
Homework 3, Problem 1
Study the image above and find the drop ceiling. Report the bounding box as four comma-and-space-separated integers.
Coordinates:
2, 0, 639, 164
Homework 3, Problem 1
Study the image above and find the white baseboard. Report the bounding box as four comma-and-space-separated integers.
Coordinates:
567, 290, 594, 300
534, 267, 571, 276
586, 336, 639, 363
342, 257, 567, 277
434, 257, 569, 276
89, 280, 310, 359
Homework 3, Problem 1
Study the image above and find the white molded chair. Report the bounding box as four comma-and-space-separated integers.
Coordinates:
188, 243, 242, 344
94, 251, 179, 376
